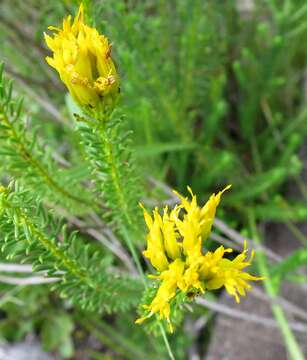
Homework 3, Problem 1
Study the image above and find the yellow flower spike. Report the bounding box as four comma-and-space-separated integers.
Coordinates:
45, 3, 119, 114
136, 186, 262, 330
141, 206, 169, 272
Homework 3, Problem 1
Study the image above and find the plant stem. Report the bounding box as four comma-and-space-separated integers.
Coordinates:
93, 121, 175, 359
81, 320, 132, 360
79, 318, 142, 360
14, 205, 92, 285
99, 124, 146, 283
248, 209, 305, 360
105, 139, 176, 359
284, 221, 307, 247
250, 136, 263, 174
121, 226, 146, 285
158, 322, 175, 360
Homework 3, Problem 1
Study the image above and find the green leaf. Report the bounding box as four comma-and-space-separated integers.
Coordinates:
226, 167, 288, 203
253, 200, 307, 222
270, 249, 307, 290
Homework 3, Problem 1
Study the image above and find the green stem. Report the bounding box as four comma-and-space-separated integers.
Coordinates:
248, 209, 305, 360
79, 319, 140, 360
284, 221, 307, 247
99, 125, 146, 283
15, 206, 92, 285
250, 136, 263, 174
84, 350, 106, 360
294, 176, 307, 202
121, 226, 146, 285
105, 134, 176, 359
94, 122, 175, 359
2, 187, 95, 290
81, 319, 137, 360
158, 322, 175, 360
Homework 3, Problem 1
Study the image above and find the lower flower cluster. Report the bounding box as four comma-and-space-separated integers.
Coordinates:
136, 186, 262, 331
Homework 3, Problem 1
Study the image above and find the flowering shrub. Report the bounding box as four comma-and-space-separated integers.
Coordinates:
0, 1, 306, 359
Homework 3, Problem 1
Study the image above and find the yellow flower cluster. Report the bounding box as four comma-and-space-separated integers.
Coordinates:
45, 4, 119, 113
136, 186, 262, 331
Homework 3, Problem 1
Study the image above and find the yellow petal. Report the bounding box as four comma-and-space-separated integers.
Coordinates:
200, 185, 231, 240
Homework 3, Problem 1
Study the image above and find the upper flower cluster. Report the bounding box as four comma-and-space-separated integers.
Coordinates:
45, 4, 119, 113
136, 186, 262, 331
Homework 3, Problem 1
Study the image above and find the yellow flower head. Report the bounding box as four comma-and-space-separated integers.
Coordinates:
136, 186, 263, 331
44, 4, 119, 113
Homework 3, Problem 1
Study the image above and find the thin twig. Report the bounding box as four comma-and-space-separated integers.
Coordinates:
251, 286, 307, 322
209, 232, 241, 251
196, 298, 307, 333
0, 13, 62, 90
0, 275, 59, 285
248, 210, 305, 359
86, 227, 137, 275
0, 263, 33, 273
59, 210, 138, 275
218, 215, 307, 294
148, 176, 174, 197
213, 218, 282, 262
185, 318, 202, 360
14, 76, 69, 127
208, 236, 307, 322
5, 66, 49, 89
50, 148, 71, 167
4, 66, 68, 128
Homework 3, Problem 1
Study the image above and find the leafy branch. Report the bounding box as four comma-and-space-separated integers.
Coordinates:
0, 182, 142, 313
0, 64, 94, 214
76, 113, 144, 240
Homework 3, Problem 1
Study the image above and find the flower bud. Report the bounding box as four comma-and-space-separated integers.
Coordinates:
45, 4, 120, 115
